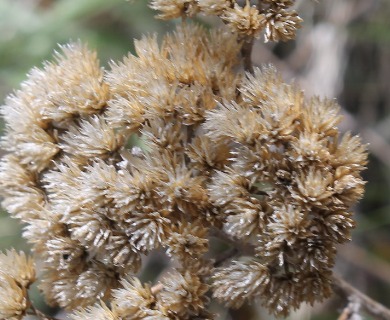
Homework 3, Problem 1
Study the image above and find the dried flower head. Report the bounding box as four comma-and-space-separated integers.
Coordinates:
150, 0, 303, 42
111, 277, 156, 319
0, 250, 35, 320
222, 3, 264, 38
262, 8, 302, 42
166, 220, 209, 270
0, 274, 29, 320
157, 270, 209, 317
69, 301, 118, 320
0, 249, 35, 288
150, 0, 199, 19
197, 0, 229, 15
212, 259, 270, 308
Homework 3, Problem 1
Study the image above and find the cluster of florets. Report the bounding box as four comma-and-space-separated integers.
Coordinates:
0, 250, 35, 319
150, 0, 303, 41
0, 25, 239, 319
0, 3, 367, 320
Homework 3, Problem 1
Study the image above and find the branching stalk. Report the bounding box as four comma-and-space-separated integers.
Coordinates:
332, 273, 390, 320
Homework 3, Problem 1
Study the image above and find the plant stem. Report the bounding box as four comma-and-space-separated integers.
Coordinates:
210, 228, 255, 256
241, 37, 254, 73
332, 273, 390, 320
214, 247, 239, 267
151, 282, 164, 295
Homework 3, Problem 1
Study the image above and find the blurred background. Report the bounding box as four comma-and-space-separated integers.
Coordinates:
0, 0, 389, 319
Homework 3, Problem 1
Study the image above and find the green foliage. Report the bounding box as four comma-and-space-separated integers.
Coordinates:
0, 0, 171, 99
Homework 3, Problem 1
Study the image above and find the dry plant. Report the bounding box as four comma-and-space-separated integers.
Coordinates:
0, 1, 389, 319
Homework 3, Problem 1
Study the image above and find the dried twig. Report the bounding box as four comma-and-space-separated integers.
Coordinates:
241, 37, 254, 73
339, 244, 390, 285
332, 273, 390, 320
214, 247, 239, 267
337, 297, 362, 320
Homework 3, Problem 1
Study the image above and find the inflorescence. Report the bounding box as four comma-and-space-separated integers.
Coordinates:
0, 1, 367, 319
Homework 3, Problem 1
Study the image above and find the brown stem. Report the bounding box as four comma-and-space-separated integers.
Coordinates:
210, 228, 255, 256
151, 282, 164, 295
229, 303, 256, 320
214, 247, 239, 267
337, 298, 361, 320
332, 273, 390, 320
240, 37, 255, 74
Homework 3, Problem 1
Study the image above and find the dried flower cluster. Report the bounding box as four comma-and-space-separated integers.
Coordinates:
208, 68, 367, 313
0, 1, 367, 319
0, 250, 35, 319
150, 0, 303, 41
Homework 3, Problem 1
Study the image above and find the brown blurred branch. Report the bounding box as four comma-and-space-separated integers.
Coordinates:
332, 273, 390, 320
338, 298, 361, 320
339, 243, 390, 285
